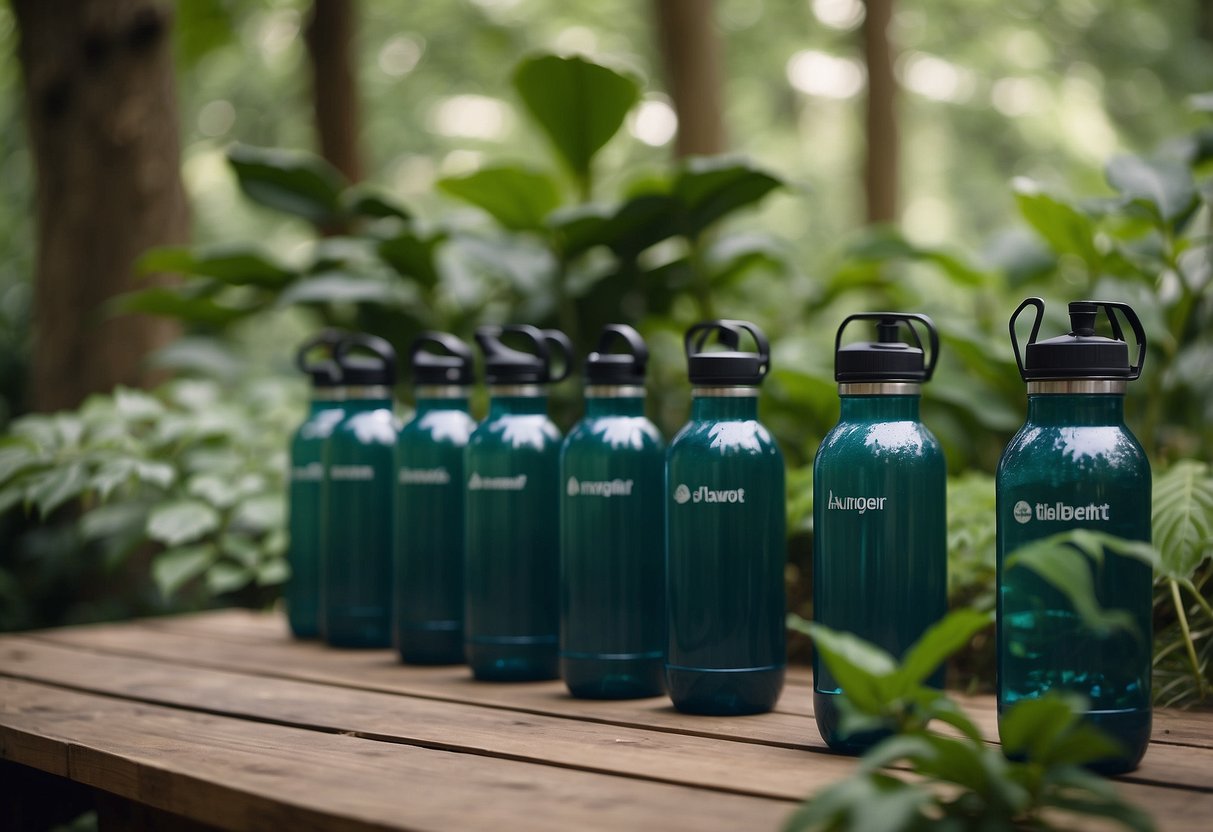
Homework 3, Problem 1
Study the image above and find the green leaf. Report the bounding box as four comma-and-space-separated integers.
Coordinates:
0, 440, 41, 485
438, 165, 562, 231
117, 287, 258, 327
1105, 154, 1197, 225
342, 188, 411, 221
603, 193, 681, 260
90, 458, 136, 500
137, 244, 295, 288
377, 230, 445, 289
80, 502, 148, 542
276, 273, 414, 307
27, 463, 89, 517
233, 494, 285, 532
227, 144, 346, 225
672, 157, 782, 239
804, 621, 898, 714
512, 53, 640, 183
893, 609, 993, 693
1012, 178, 1100, 267
206, 561, 252, 595
256, 558, 289, 587
152, 544, 215, 597
220, 533, 261, 569
998, 693, 1084, 760
146, 499, 220, 547
1152, 460, 1213, 580
133, 461, 176, 490
112, 387, 165, 421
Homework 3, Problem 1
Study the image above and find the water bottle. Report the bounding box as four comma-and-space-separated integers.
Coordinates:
560, 324, 665, 699
998, 298, 1151, 774
395, 332, 478, 664
465, 325, 572, 680
321, 333, 398, 648
812, 313, 946, 752
666, 320, 786, 715
286, 330, 346, 639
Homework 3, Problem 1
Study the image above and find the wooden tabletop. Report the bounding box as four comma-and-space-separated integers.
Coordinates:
1, 610, 1211, 831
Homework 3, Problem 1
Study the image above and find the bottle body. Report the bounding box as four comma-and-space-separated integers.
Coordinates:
812, 392, 946, 752
286, 397, 346, 638
666, 392, 786, 715
996, 392, 1152, 774
560, 393, 666, 699
321, 394, 397, 647
394, 395, 477, 664
464, 391, 562, 680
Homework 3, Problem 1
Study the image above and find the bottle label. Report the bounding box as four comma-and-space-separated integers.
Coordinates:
291, 462, 324, 482
566, 476, 633, 498
399, 467, 451, 486
826, 489, 887, 514
672, 483, 746, 504
467, 472, 527, 491
330, 464, 374, 481
1012, 499, 1111, 525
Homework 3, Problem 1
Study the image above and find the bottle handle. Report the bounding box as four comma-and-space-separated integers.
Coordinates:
542, 329, 574, 383
295, 329, 343, 376
594, 324, 649, 373
1008, 297, 1045, 381
334, 332, 397, 376
409, 331, 473, 367
1095, 301, 1147, 380
835, 313, 940, 381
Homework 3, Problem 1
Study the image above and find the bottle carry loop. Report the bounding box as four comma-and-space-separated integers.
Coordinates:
475, 324, 572, 385
683, 319, 771, 386
833, 313, 939, 382
1009, 297, 1146, 381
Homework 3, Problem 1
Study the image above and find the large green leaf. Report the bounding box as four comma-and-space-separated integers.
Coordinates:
138, 244, 295, 288
206, 561, 252, 595
27, 462, 89, 517
342, 187, 411, 221
118, 287, 259, 328
801, 620, 898, 714
512, 54, 640, 183
0, 440, 42, 486
894, 609, 993, 693
603, 193, 681, 260
275, 273, 414, 307
227, 143, 346, 225
1105, 154, 1197, 225
438, 166, 562, 232
147, 499, 221, 547
152, 544, 215, 597
377, 230, 445, 289
672, 157, 782, 239
1153, 460, 1213, 580
1012, 178, 1100, 267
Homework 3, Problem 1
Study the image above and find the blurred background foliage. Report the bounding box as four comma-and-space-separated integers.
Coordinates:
0, 0, 1211, 704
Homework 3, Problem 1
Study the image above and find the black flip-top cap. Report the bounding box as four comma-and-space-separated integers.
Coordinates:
1010, 298, 1146, 381
410, 331, 474, 386
475, 325, 572, 385
585, 324, 648, 385
834, 313, 939, 383
684, 319, 770, 386
295, 329, 344, 388
334, 333, 397, 386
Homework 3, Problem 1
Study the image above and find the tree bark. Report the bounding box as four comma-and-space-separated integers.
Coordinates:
304, 0, 364, 183
13, 0, 189, 413
653, 0, 727, 157
862, 0, 898, 224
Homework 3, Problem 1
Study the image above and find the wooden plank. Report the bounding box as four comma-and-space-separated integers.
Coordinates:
28, 622, 1213, 796
0, 678, 793, 832
0, 636, 850, 802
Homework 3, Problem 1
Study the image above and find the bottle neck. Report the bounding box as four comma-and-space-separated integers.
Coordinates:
307, 398, 342, 416
690, 387, 758, 420
413, 394, 471, 415
1027, 393, 1125, 426
585, 387, 645, 417
838, 394, 920, 421
489, 385, 549, 416
340, 386, 394, 409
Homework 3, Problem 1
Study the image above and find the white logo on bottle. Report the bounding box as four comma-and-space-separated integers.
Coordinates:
826, 490, 887, 513
673, 483, 746, 504
467, 472, 527, 491
673, 484, 691, 504
399, 467, 451, 485
567, 477, 634, 498
1013, 500, 1032, 524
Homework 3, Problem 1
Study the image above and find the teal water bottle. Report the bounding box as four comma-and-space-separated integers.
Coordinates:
666, 320, 786, 715
998, 298, 1152, 774
812, 313, 946, 752
395, 332, 478, 664
321, 334, 398, 648
286, 330, 346, 639
560, 324, 666, 699
465, 325, 572, 681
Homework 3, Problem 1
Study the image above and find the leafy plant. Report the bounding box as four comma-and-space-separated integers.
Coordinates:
785, 611, 1155, 832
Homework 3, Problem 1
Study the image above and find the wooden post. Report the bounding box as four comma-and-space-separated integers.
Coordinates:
862, 0, 898, 224
653, 0, 727, 157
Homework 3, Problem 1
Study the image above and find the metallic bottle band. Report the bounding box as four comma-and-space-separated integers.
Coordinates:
342, 385, 393, 400
838, 382, 921, 396
311, 388, 344, 402
489, 384, 544, 397
691, 386, 759, 398
1027, 380, 1127, 395
585, 385, 646, 398
414, 385, 468, 400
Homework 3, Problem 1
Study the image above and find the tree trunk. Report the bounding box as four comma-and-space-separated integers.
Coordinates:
862, 0, 898, 224
305, 0, 364, 183
653, 0, 727, 157
13, 0, 188, 413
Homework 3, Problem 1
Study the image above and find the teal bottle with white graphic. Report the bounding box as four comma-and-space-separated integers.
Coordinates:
560, 324, 665, 699
465, 325, 572, 681
287, 330, 346, 639
395, 332, 477, 664
998, 298, 1151, 774
813, 313, 946, 753
666, 320, 786, 715
321, 334, 397, 648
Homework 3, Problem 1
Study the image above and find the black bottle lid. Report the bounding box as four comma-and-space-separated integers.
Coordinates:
409, 331, 474, 386
834, 313, 939, 383
1010, 298, 1146, 381
474, 325, 572, 385
585, 324, 648, 385
295, 329, 344, 388
684, 319, 770, 385
333, 333, 397, 386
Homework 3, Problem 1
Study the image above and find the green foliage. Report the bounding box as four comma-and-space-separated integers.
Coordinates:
785, 612, 1155, 832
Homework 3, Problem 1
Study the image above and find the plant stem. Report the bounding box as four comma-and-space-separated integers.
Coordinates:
687, 234, 715, 320
1184, 578, 1213, 626
1170, 578, 1207, 700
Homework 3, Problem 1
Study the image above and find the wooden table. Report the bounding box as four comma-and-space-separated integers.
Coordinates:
1, 611, 1211, 831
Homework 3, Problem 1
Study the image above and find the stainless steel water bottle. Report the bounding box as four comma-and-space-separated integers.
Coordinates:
321, 334, 398, 648
465, 325, 572, 680
287, 330, 346, 639
560, 324, 665, 699
998, 298, 1152, 774
395, 332, 477, 664
812, 313, 946, 753
666, 320, 786, 715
